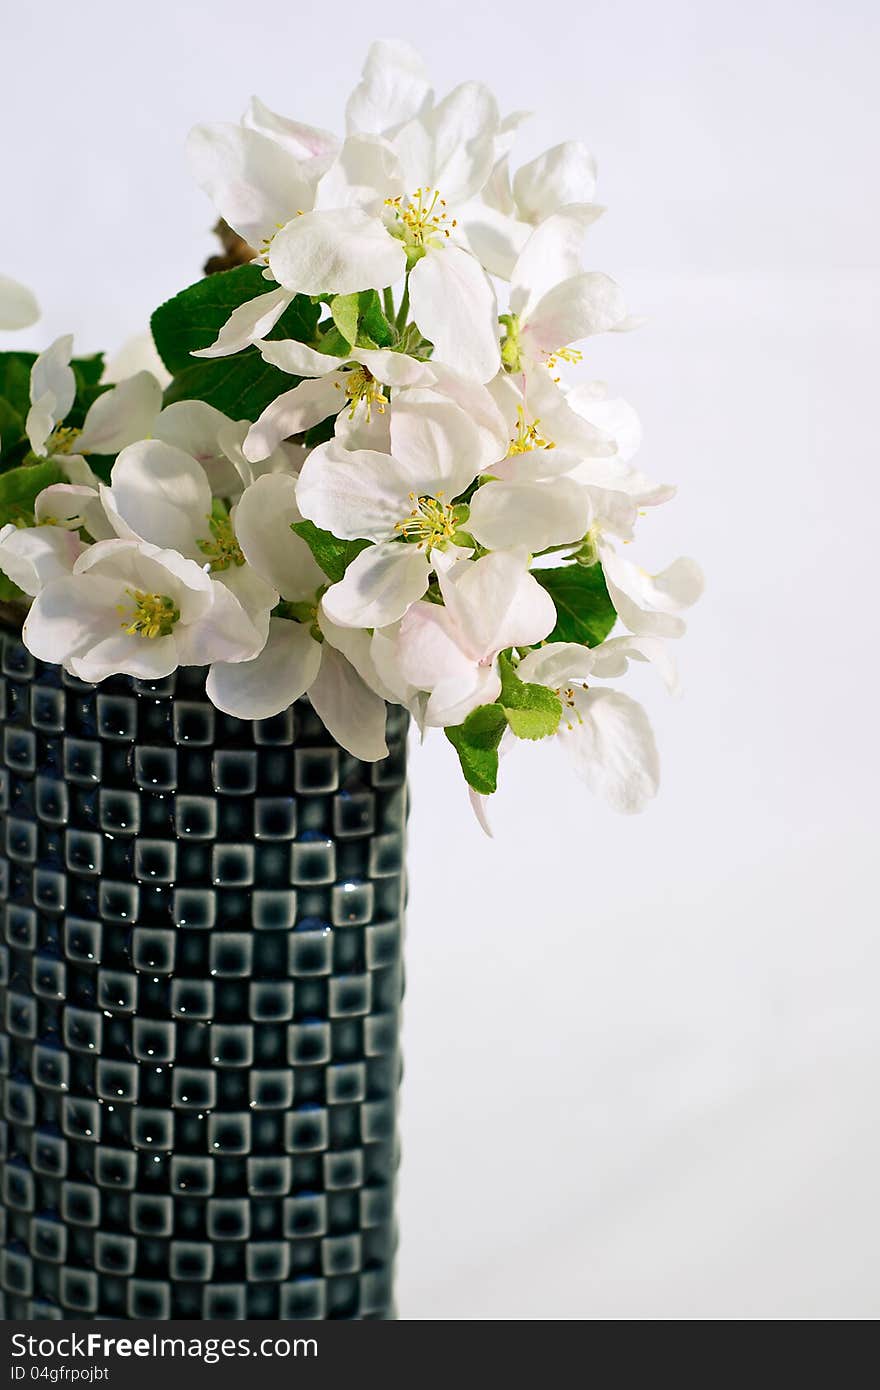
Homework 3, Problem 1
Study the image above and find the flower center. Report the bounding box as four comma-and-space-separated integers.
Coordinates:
197, 513, 245, 572
385, 187, 456, 248
47, 425, 82, 456
335, 366, 388, 421
395, 493, 458, 549
555, 684, 585, 729
118, 589, 180, 639
508, 405, 555, 455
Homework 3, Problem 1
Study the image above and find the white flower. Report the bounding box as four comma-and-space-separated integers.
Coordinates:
151, 398, 299, 495
345, 39, 433, 138
597, 540, 705, 638
387, 551, 557, 727
25, 335, 162, 482
517, 642, 660, 812
0, 522, 83, 596
501, 207, 627, 373
464, 141, 601, 279
0, 274, 39, 331
205, 473, 388, 760
296, 398, 486, 628
243, 340, 436, 461
23, 540, 262, 682
100, 439, 278, 636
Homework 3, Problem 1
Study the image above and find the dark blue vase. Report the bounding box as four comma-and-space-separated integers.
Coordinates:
0, 629, 407, 1320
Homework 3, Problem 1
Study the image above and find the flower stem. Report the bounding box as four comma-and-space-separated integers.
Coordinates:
395, 278, 410, 332
383, 286, 395, 321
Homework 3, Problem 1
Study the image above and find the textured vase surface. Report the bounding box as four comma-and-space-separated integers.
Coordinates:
0, 629, 407, 1320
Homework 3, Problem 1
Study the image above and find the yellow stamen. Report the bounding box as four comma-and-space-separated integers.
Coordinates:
545, 346, 584, 372
117, 589, 180, 639
385, 186, 454, 247
47, 425, 82, 456
394, 492, 457, 549
508, 404, 555, 455
335, 365, 388, 421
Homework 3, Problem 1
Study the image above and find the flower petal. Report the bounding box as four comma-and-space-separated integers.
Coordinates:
422, 81, 499, 203
257, 339, 346, 377
345, 39, 432, 138
243, 375, 346, 461
154, 400, 244, 495
588, 634, 680, 694
399, 365, 509, 469
191, 287, 291, 359
269, 208, 406, 296
510, 206, 604, 319
388, 395, 484, 500
517, 641, 596, 688
29, 335, 75, 417
244, 96, 339, 161
309, 644, 389, 761
174, 578, 265, 666
233, 472, 325, 600
468, 477, 592, 551
104, 441, 212, 557
562, 688, 659, 813
438, 551, 557, 661
316, 133, 404, 211
349, 347, 435, 387
296, 440, 413, 542
207, 615, 322, 719
0, 522, 83, 596
523, 272, 627, 355
599, 541, 705, 638
408, 245, 500, 383
513, 142, 598, 221
0, 274, 39, 330
77, 372, 162, 454
186, 123, 314, 246
321, 540, 430, 629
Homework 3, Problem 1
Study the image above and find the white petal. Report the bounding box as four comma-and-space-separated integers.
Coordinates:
309, 644, 389, 761
243, 376, 346, 460
296, 440, 412, 541
523, 272, 627, 356
207, 616, 322, 719
74, 540, 215, 624
513, 142, 598, 221
34, 483, 111, 539
333, 405, 392, 453
510, 205, 604, 318
269, 208, 406, 296
103, 332, 170, 387
599, 542, 705, 638
233, 472, 324, 600
565, 382, 642, 461
588, 634, 680, 694
315, 133, 404, 211
0, 274, 39, 330
191, 287, 291, 358
29, 335, 75, 417
408, 245, 500, 383
399, 365, 509, 469
424, 81, 499, 202
244, 96, 339, 161
154, 400, 244, 496
563, 688, 659, 814
438, 551, 557, 661
25, 395, 59, 457
105, 440, 212, 556
345, 39, 432, 137
321, 540, 430, 629
349, 347, 435, 387
517, 641, 596, 688
468, 478, 592, 551
468, 787, 494, 838
0, 523, 83, 596
214, 563, 277, 643
77, 372, 162, 454
388, 396, 484, 500
174, 578, 265, 666
423, 664, 501, 728
186, 123, 314, 246
460, 203, 530, 281
257, 339, 346, 377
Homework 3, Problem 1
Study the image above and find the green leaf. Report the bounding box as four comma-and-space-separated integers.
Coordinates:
0, 352, 36, 420
0, 460, 64, 527
445, 704, 508, 795
497, 653, 562, 740
330, 294, 358, 347
0, 398, 26, 462
290, 521, 371, 584
535, 562, 617, 647
71, 353, 105, 389
151, 265, 318, 375
162, 352, 298, 424
315, 324, 353, 358
0, 571, 25, 604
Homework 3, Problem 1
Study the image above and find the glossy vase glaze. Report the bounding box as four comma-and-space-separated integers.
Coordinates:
0, 629, 407, 1320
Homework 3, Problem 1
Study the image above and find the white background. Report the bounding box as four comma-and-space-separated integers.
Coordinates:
3, 0, 879, 1320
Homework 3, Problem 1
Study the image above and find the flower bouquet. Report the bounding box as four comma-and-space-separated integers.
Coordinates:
0, 38, 701, 825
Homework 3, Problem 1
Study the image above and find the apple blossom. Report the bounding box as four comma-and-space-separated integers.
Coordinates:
0, 274, 39, 331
